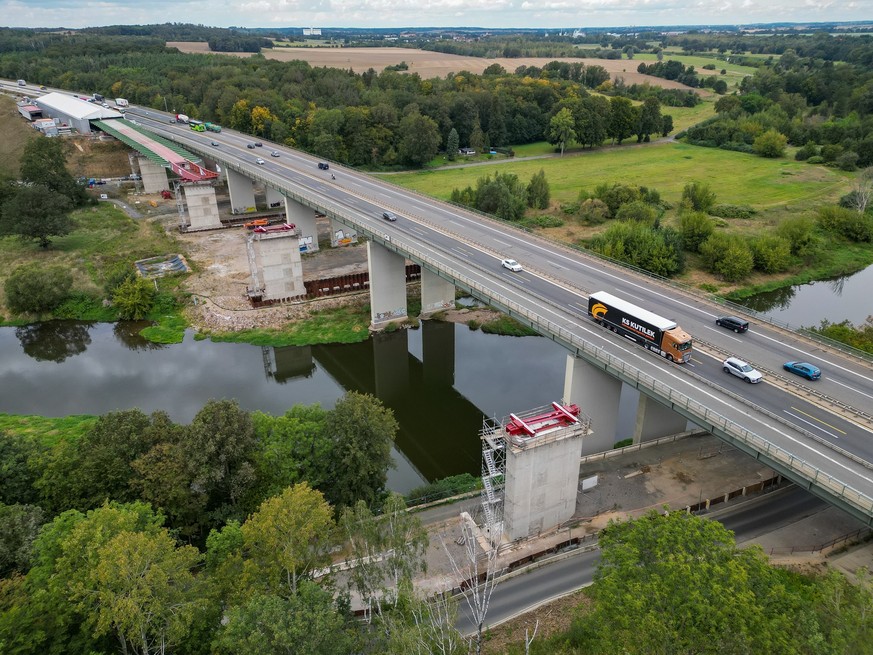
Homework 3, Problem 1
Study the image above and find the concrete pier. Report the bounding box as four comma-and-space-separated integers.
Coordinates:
563, 355, 622, 454
420, 268, 455, 316
226, 168, 257, 214
367, 241, 407, 328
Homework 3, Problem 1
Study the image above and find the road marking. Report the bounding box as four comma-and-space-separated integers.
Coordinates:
493, 239, 511, 248
704, 326, 743, 342
829, 378, 873, 402
790, 406, 847, 435
546, 260, 564, 270
784, 410, 842, 439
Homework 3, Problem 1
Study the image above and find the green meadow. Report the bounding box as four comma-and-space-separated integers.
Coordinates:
391, 141, 852, 210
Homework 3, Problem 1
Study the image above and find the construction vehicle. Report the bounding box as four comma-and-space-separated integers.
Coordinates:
175, 114, 189, 124
204, 122, 222, 133
189, 120, 206, 132
253, 223, 296, 233
244, 219, 269, 230
588, 291, 693, 363
115, 98, 129, 107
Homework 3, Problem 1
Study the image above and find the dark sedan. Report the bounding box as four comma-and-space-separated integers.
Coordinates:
783, 361, 822, 381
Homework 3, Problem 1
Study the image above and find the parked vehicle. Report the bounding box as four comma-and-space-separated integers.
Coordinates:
501, 258, 522, 272
588, 291, 693, 363
716, 316, 749, 333
723, 357, 763, 383
115, 98, 129, 107
783, 361, 821, 381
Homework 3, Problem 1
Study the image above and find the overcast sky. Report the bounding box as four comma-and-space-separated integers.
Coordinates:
0, 0, 870, 30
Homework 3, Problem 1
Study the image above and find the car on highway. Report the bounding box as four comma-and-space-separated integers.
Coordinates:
317, 162, 330, 170
270, 151, 280, 157
256, 158, 265, 165
783, 361, 821, 381
501, 259, 523, 272
382, 211, 398, 222
40, 85, 47, 90
210, 141, 219, 147
254, 142, 263, 147
715, 316, 749, 333
722, 357, 763, 384
247, 143, 255, 149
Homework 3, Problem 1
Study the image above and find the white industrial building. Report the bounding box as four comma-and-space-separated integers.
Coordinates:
33, 92, 122, 134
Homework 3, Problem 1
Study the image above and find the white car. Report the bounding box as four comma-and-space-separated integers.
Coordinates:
722, 357, 763, 384
256, 158, 265, 165
501, 259, 522, 272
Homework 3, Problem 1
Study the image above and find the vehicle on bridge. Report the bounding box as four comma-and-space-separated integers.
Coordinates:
723, 357, 763, 383
588, 291, 693, 363
204, 122, 221, 133
115, 98, 129, 107
716, 315, 749, 333
317, 162, 329, 170
189, 120, 206, 132
175, 114, 189, 124
783, 361, 821, 381
501, 258, 522, 272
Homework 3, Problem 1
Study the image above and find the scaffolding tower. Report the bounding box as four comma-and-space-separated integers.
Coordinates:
480, 417, 506, 536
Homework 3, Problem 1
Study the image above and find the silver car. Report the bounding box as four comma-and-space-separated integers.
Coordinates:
722, 357, 763, 383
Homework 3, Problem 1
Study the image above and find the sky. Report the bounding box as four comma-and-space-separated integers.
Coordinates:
0, 0, 871, 31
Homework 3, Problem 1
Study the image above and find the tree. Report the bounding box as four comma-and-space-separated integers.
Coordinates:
580, 511, 808, 654
0, 185, 73, 248
474, 172, 528, 222
4, 264, 72, 315
340, 493, 428, 618
678, 211, 715, 252
660, 114, 674, 137
575, 95, 610, 148
397, 111, 441, 167
751, 235, 793, 273
0, 432, 43, 506
547, 107, 575, 155
846, 167, 873, 214
241, 483, 335, 598
635, 97, 662, 142
19, 137, 86, 206
113, 276, 156, 320
324, 392, 397, 510
446, 128, 459, 161
681, 180, 717, 213
776, 215, 818, 256
753, 128, 788, 158
700, 233, 755, 282
526, 169, 550, 209
0, 503, 44, 577
213, 585, 358, 655
608, 96, 638, 144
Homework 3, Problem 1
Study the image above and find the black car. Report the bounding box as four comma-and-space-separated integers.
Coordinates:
254, 142, 263, 147
317, 162, 330, 170
716, 316, 749, 333
246, 143, 255, 149
382, 211, 398, 222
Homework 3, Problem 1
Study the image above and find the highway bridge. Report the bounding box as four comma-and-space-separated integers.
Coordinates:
99, 104, 873, 526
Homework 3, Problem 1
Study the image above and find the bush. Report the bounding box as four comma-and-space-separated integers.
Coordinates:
776, 216, 818, 256
112, 277, 157, 320
518, 215, 564, 229
817, 206, 873, 242
615, 200, 658, 225
699, 233, 754, 282
589, 222, 684, 277
806, 155, 825, 164
681, 181, 717, 213
836, 151, 859, 171
710, 204, 756, 219
4, 264, 73, 314
753, 129, 788, 158
794, 142, 818, 161
103, 261, 137, 295
594, 183, 642, 216
578, 198, 611, 224
679, 211, 715, 252
406, 473, 481, 506
750, 235, 792, 273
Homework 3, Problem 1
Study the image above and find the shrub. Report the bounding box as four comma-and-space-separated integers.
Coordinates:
578, 198, 611, 224
710, 204, 756, 219
817, 206, 873, 242
589, 222, 684, 277
406, 473, 481, 506
794, 142, 818, 161
776, 216, 818, 256
112, 277, 157, 320
615, 200, 657, 225
518, 215, 564, 229
699, 233, 754, 282
681, 181, 717, 213
753, 129, 788, 158
594, 183, 641, 216
679, 211, 715, 252
103, 261, 137, 295
4, 264, 73, 314
750, 235, 792, 273
836, 152, 859, 171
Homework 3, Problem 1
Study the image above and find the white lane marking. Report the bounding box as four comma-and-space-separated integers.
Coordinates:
546, 260, 564, 270
784, 411, 841, 440
408, 226, 428, 237
704, 326, 743, 342
622, 291, 646, 303
829, 378, 873, 402
493, 239, 511, 248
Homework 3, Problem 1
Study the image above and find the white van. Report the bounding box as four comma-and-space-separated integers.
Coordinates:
17, 79, 26, 86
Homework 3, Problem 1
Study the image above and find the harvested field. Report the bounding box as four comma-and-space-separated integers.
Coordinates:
167, 42, 703, 92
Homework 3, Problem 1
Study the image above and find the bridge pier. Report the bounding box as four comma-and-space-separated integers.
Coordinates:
420, 268, 455, 316
248, 229, 305, 301
330, 218, 357, 247
226, 169, 257, 214
632, 393, 689, 444
283, 197, 319, 253
367, 241, 407, 328
138, 157, 169, 194
563, 355, 621, 454
183, 185, 221, 230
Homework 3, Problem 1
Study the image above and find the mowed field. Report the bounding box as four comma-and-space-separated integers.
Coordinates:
388, 141, 852, 210
167, 42, 704, 91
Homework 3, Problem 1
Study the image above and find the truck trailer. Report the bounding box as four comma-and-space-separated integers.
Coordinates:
588, 291, 693, 363
115, 98, 129, 107
175, 114, 189, 124
204, 122, 221, 133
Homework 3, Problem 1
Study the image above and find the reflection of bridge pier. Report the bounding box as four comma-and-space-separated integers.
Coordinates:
373, 330, 410, 402
422, 319, 454, 387
262, 345, 316, 382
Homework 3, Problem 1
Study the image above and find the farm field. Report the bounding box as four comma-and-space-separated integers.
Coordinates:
167, 42, 706, 90
389, 141, 852, 210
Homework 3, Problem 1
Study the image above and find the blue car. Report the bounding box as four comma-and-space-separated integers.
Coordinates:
783, 361, 821, 381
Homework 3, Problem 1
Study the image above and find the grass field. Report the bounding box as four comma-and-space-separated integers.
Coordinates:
633, 52, 759, 91
0, 95, 39, 177
0, 413, 96, 446
390, 141, 852, 210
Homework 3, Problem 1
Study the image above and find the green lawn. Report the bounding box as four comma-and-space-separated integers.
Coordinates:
389, 142, 852, 209
0, 413, 97, 446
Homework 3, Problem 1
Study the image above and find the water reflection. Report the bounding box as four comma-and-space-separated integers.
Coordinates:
113, 321, 167, 351
16, 321, 93, 362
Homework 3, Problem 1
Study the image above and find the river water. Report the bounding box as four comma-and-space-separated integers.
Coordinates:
1, 319, 616, 493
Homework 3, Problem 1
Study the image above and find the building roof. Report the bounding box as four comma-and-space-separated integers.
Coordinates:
35, 92, 123, 120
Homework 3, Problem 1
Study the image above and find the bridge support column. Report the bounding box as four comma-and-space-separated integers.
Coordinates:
373, 329, 410, 402
330, 218, 357, 247
632, 394, 688, 444
138, 157, 168, 194
226, 169, 257, 214
367, 241, 407, 328
563, 355, 621, 455
265, 186, 285, 210
250, 231, 305, 301
420, 268, 455, 316
283, 197, 318, 253
422, 318, 454, 386
183, 185, 221, 230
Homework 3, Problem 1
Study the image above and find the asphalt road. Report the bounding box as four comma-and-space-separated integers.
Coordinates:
122, 107, 873, 514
